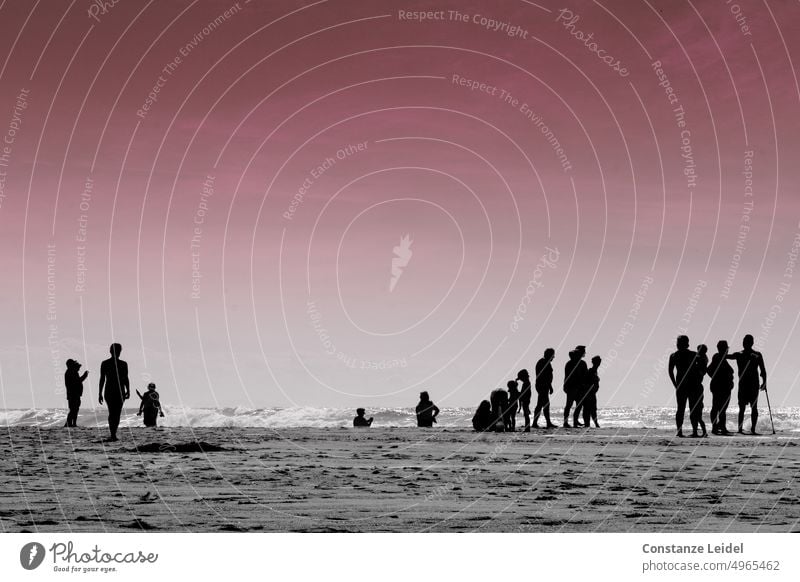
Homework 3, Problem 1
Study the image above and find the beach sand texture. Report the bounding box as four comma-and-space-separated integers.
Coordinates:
1, 427, 798, 532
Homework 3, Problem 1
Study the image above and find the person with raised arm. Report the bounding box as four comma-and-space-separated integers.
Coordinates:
726, 334, 767, 435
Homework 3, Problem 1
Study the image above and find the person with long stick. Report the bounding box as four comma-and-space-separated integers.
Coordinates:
727, 334, 767, 435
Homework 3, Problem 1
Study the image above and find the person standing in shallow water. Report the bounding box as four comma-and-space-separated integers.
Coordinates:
707, 340, 734, 435
98, 343, 130, 441
64, 359, 88, 428
415, 391, 440, 427
533, 349, 557, 429
727, 334, 767, 435
668, 335, 696, 438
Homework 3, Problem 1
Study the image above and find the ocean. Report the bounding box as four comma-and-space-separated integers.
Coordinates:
2, 406, 800, 431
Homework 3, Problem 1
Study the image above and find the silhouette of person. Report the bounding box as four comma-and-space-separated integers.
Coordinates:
64, 359, 88, 428
506, 380, 520, 431
490, 388, 509, 432
688, 345, 708, 437
707, 340, 734, 435
668, 335, 696, 437
516, 369, 532, 431
563, 346, 587, 427
533, 349, 557, 428
137, 382, 164, 427
582, 356, 601, 428
98, 343, 130, 441
472, 400, 493, 432
415, 391, 440, 427
353, 408, 373, 427
726, 334, 767, 435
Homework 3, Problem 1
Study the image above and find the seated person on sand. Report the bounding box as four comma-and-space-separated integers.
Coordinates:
490, 388, 509, 432
416, 391, 440, 427
472, 400, 493, 432
353, 408, 373, 427
137, 382, 165, 427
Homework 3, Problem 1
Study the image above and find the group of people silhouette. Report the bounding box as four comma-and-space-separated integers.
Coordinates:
470, 346, 602, 432
669, 334, 768, 437
63, 343, 165, 441
351, 335, 772, 436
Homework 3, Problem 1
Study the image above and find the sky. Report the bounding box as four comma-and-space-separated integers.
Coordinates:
1, 0, 799, 409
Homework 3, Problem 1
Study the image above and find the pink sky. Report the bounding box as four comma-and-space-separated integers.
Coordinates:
1, 0, 799, 409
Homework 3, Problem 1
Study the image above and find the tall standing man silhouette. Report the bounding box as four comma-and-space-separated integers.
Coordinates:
98, 343, 130, 441
563, 346, 588, 428
668, 335, 696, 438
727, 334, 767, 435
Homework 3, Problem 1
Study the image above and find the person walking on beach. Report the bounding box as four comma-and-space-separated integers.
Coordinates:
727, 334, 767, 435
137, 382, 165, 428
689, 344, 708, 437
533, 349, 557, 429
353, 408, 373, 427
98, 343, 130, 441
707, 340, 734, 435
668, 335, 696, 438
490, 388, 509, 432
563, 346, 588, 428
582, 356, 601, 428
415, 391, 440, 427
64, 359, 88, 428
516, 369, 533, 431
506, 380, 520, 431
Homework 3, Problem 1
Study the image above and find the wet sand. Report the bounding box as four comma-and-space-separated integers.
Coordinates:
1, 426, 798, 532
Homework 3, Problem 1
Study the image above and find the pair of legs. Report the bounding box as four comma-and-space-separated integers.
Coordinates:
505, 404, 518, 431
533, 390, 556, 428
710, 389, 732, 434
65, 398, 80, 427
738, 388, 759, 434
520, 399, 531, 431
106, 399, 123, 440
582, 395, 599, 428
688, 390, 707, 437
563, 393, 582, 427
675, 388, 691, 436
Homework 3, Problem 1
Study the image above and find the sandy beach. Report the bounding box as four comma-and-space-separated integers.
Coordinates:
1, 426, 798, 533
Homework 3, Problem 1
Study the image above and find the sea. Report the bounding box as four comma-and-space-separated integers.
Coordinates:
2, 407, 800, 431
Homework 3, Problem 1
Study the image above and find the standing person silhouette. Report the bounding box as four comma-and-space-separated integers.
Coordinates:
707, 340, 734, 435
533, 349, 557, 428
415, 391, 440, 428
64, 359, 88, 428
506, 380, 520, 431
98, 343, 130, 441
563, 346, 587, 428
689, 345, 708, 437
516, 369, 532, 432
727, 334, 767, 435
668, 335, 696, 437
583, 356, 601, 428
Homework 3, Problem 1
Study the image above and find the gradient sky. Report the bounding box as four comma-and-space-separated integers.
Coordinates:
1, 0, 799, 409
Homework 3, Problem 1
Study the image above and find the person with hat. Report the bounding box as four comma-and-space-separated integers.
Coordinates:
563, 345, 588, 427
63, 359, 88, 427
353, 408, 374, 427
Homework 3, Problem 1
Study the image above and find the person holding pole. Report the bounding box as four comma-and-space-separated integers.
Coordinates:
727, 334, 768, 435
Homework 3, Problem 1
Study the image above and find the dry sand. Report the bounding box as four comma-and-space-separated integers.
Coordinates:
1, 426, 798, 532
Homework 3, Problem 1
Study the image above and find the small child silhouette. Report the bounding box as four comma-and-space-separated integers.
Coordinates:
137, 382, 165, 427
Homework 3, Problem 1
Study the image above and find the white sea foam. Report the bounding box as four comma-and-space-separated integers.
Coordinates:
2, 406, 800, 430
